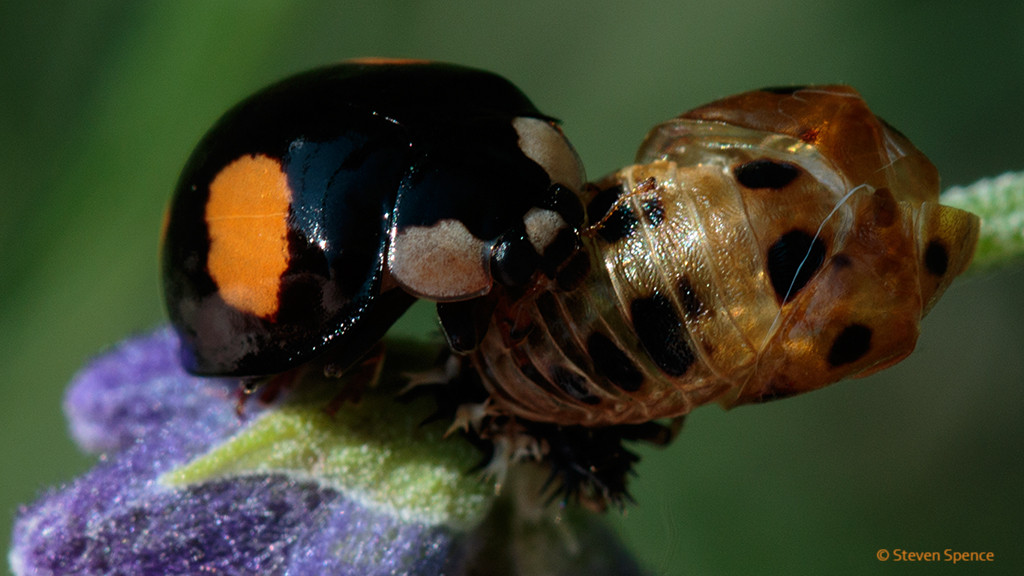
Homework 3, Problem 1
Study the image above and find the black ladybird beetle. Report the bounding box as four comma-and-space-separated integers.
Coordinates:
163, 58, 585, 376
163, 60, 979, 495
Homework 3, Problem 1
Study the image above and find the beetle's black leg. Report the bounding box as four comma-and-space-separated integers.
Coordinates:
436, 293, 500, 353
322, 341, 387, 415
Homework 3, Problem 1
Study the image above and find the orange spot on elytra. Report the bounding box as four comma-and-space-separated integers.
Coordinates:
205, 154, 292, 319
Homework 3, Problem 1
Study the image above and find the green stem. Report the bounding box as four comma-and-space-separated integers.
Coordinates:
942, 171, 1024, 273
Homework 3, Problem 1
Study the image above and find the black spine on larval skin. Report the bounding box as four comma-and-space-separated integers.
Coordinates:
525, 421, 645, 506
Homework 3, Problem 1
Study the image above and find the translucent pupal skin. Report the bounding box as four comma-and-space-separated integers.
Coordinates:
473, 86, 979, 426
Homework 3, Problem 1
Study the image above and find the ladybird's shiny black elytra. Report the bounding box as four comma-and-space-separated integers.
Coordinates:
163, 61, 980, 502
163, 59, 584, 376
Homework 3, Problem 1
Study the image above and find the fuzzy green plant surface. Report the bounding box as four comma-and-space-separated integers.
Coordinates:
159, 370, 495, 528
11, 329, 647, 575
943, 170, 1024, 273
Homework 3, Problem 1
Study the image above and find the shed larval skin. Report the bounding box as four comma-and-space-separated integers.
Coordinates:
473, 86, 979, 427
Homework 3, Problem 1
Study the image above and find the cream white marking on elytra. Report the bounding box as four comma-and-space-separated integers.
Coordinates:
389, 219, 492, 300
523, 207, 567, 254
512, 117, 584, 192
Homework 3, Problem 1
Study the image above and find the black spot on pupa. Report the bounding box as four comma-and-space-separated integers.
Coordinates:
827, 324, 872, 367
586, 183, 626, 225
551, 366, 600, 405
596, 203, 639, 243
734, 159, 801, 189
767, 230, 826, 302
924, 240, 949, 277
630, 293, 696, 377
676, 276, 705, 319
641, 197, 664, 227
761, 85, 808, 95
587, 332, 643, 392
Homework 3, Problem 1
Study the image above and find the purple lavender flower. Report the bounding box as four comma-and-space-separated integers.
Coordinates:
10, 328, 645, 575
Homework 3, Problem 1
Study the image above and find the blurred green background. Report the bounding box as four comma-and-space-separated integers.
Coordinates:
2, 1, 1022, 574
